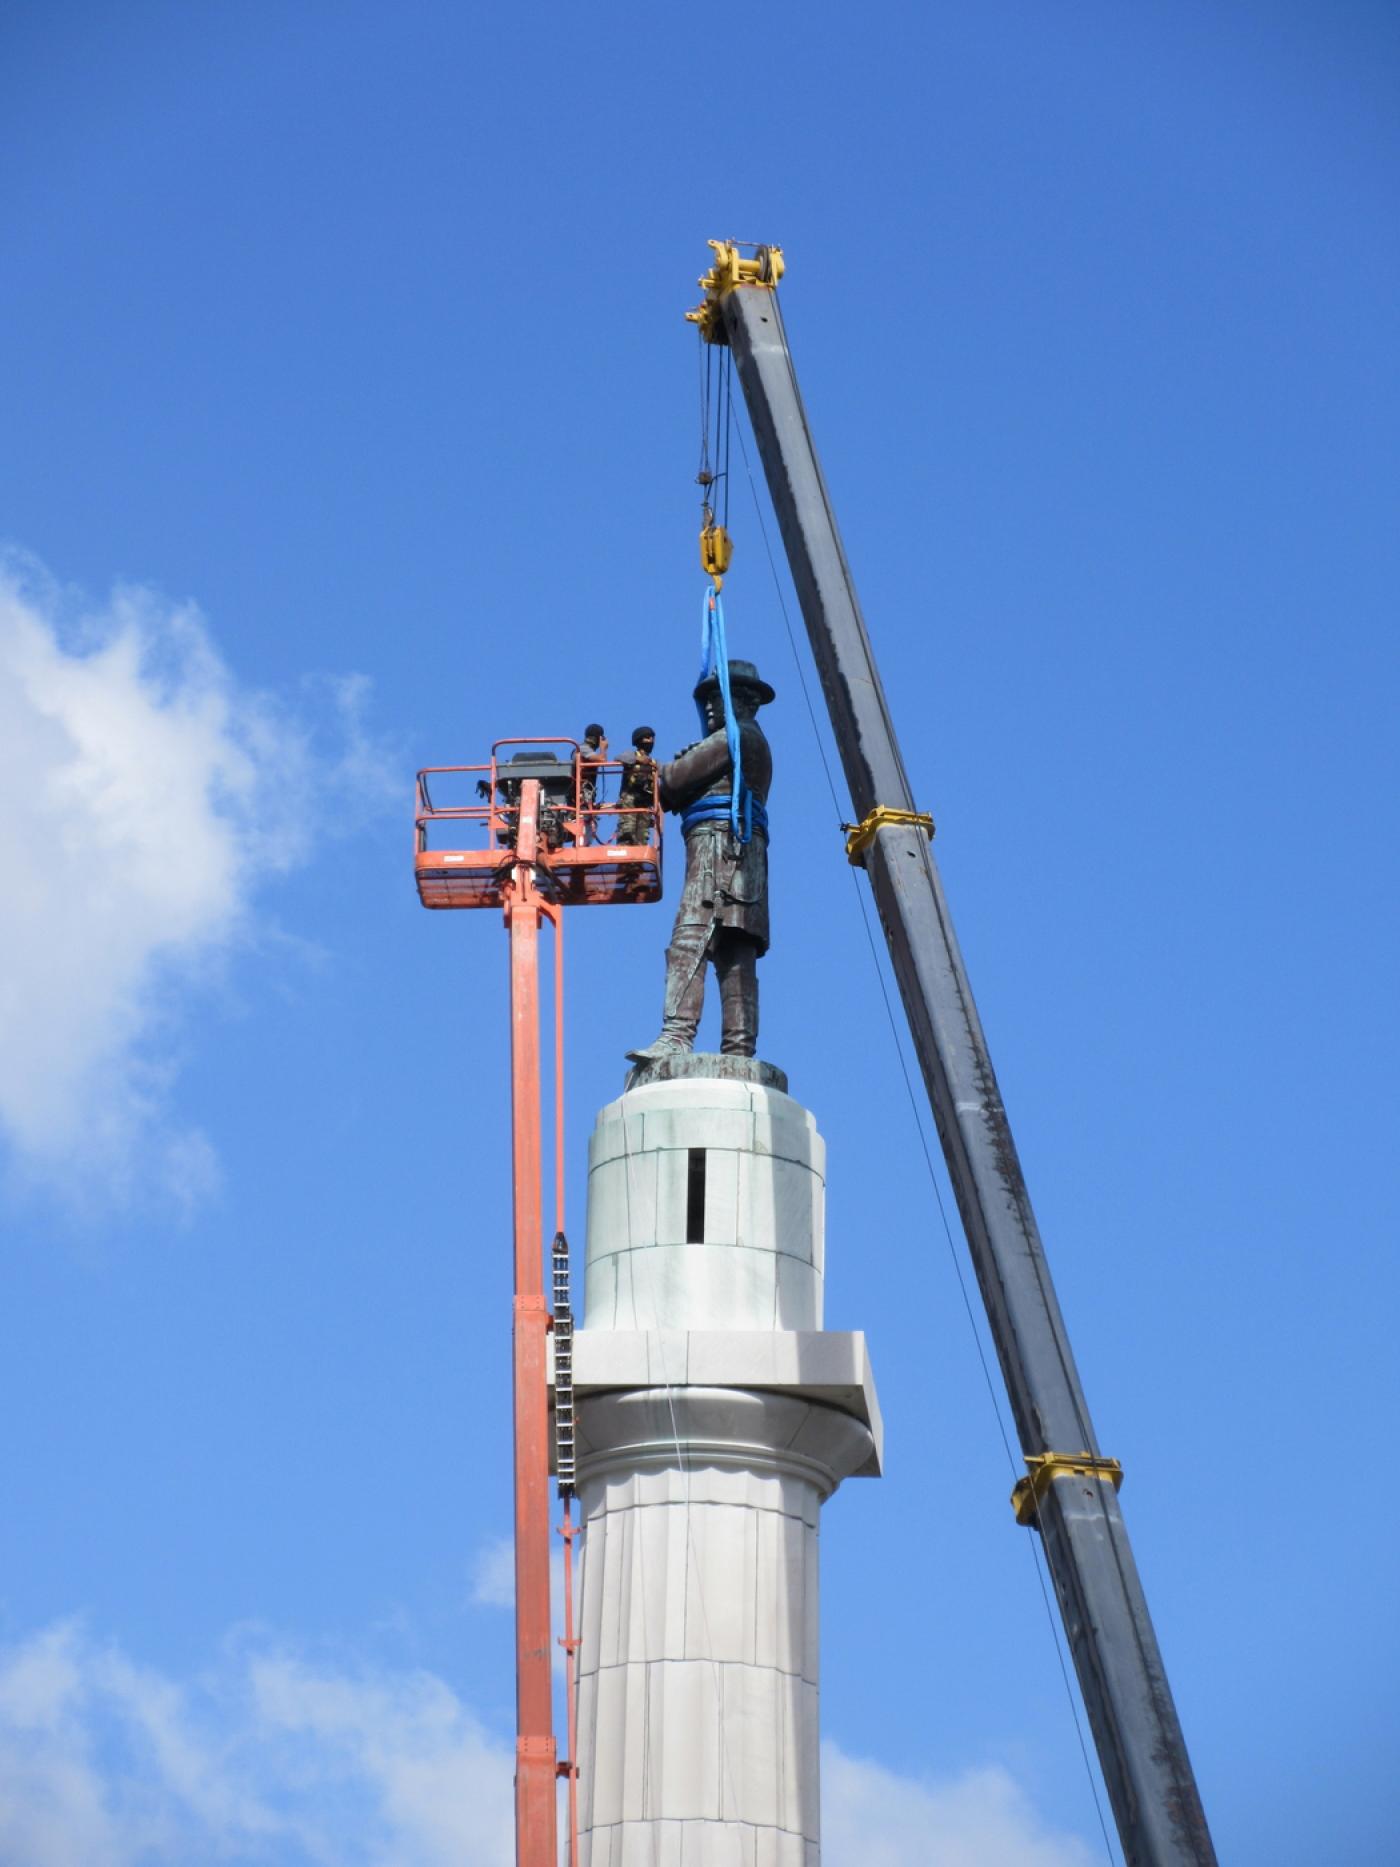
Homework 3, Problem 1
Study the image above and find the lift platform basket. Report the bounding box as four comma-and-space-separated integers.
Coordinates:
415, 740, 663, 910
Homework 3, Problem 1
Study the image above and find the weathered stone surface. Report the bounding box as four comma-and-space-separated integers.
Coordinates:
586, 1079, 823, 1331
624, 1051, 788, 1094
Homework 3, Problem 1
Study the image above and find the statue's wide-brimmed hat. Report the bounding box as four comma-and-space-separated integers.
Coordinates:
693, 657, 776, 706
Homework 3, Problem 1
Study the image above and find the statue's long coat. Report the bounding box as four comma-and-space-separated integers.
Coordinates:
658, 720, 773, 953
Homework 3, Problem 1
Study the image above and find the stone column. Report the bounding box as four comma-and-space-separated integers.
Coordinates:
571, 1060, 881, 1867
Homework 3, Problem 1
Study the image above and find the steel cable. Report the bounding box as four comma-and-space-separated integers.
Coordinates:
732, 384, 1118, 1864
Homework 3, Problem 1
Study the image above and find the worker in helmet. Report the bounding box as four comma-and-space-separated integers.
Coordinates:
627, 660, 774, 1062
614, 725, 658, 846
578, 723, 608, 843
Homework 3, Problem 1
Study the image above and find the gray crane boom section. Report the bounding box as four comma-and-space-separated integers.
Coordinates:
719, 277, 1215, 1867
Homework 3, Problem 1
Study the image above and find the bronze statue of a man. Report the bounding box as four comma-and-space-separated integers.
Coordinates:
627, 658, 775, 1062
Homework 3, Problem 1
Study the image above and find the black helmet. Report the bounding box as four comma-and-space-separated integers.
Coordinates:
632, 725, 656, 747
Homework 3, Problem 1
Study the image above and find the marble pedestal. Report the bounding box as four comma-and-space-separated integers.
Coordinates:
572, 1065, 880, 1867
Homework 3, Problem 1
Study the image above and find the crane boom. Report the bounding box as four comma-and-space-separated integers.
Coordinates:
700, 244, 1216, 1867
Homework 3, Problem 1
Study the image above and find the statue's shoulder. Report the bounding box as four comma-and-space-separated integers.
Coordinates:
739, 718, 773, 760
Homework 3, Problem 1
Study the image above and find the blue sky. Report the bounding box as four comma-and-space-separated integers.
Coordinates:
1, 3, 1397, 1862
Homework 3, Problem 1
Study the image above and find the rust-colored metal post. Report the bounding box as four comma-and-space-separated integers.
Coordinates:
505, 781, 558, 1867
542, 896, 581, 1867
560, 1502, 580, 1867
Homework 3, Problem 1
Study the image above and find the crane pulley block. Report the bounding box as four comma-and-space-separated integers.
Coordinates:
686, 239, 785, 345
700, 513, 732, 585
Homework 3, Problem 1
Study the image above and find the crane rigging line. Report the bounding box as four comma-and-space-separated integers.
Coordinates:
765, 279, 1104, 1465
697, 331, 735, 540
722, 341, 733, 530
730, 393, 1119, 1866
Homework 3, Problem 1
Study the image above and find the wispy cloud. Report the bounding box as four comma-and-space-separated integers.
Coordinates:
822, 1740, 1097, 1867
470, 1534, 570, 1678
0, 555, 396, 1212
0, 1619, 1098, 1866
0, 1622, 513, 1867
469, 1536, 517, 1611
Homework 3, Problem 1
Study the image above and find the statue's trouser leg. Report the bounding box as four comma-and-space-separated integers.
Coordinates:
658, 920, 712, 1048
714, 931, 759, 1057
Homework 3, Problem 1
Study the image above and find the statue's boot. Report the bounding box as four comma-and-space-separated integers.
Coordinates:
625, 925, 709, 1063
715, 932, 759, 1058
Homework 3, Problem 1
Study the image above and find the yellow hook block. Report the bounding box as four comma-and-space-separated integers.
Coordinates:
700, 518, 732, 586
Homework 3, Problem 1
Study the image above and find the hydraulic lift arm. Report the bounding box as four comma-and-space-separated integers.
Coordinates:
695, 243, 1216, 1867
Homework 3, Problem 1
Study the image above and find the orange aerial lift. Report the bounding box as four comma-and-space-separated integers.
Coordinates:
415, 743, 662, 1867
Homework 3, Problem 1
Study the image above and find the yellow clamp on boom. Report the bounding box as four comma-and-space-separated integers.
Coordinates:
686, 239, 785, 346
700, 512, 732, 588
843, 806, 935, 866
1011, 1453, 1124, 1527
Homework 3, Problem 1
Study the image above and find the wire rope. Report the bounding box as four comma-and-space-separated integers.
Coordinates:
732, 394, 1119, 1866
766, 286, 1103, 1465
849, 873, 1117, 1867
721, 343, 733, 530
698, 334, 714, 489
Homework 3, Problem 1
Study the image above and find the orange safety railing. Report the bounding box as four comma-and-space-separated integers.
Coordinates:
414, 737, 663, 910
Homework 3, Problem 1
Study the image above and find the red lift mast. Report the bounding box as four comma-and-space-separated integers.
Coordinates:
415, 742, 661, 1867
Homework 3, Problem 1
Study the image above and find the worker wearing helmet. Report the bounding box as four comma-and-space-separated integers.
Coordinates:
627, 660, 774, 1062
614, 725, 658, 846
578, 723, 608, 843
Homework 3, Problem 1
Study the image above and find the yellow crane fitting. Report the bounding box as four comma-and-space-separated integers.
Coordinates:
686, 239, 785, 345
844, 806, 935, 865
1011, 1452, 1124, 1527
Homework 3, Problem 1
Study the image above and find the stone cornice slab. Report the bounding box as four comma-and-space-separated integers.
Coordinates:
557, 1329, 882, 1478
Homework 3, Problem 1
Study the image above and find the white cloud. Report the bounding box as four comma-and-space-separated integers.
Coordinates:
470, 1535, 570, 1678
468, 1537, 516, 1611
0, 1622, 513, 1867
0, 556, 395, 1210
0, 1622, 1098, 1867
822, 1741, 1098, 1867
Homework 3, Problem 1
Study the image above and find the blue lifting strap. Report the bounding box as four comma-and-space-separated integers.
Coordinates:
695, 586, 761, 843
680, 794, 770, 840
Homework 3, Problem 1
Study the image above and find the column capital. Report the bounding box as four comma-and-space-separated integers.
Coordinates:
577, 1385, 877, 1498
